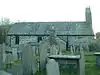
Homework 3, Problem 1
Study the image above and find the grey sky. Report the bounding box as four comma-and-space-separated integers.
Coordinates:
0, 0, 99, 33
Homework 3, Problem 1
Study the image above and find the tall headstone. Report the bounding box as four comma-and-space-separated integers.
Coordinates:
18, 44, 25, 60
0, 44, 3, 70
22, 44, 37, 75
39, 40, 49, 70
70, 45, 74, 54
5, 53, 13, 70
79, 45, 85, 75
94, 52, 100, 66
11, 46, 18, 61
46, 59, 60, 75
5, 53, 13, 64
0, 43, 6, 70
96, 55, 100, 66
5, 53, 13, 69
2, 43, 7, 63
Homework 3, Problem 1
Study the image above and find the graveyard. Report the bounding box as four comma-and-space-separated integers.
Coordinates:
0, 29, 100, 75
0, 7, 100, 75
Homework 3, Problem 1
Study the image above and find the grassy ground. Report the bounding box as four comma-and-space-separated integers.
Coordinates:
85, 55, 100, 75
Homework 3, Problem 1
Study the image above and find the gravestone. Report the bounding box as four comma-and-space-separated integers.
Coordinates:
70, 45, 74, 54
2, 44, 7, 63
46, 59, 60, 75
12, 47, 18, 61
5, 53, 13, 69
0, 45, 3, 70
39, 40, 49, 70
11, 45, 19, 61
79, 45, 85, 75
18, 44, 25, 60
5, 53, 13, 64
96, 55, 100, 66
22, 44, 37, 75
94, 52, 100, 66
27, 42, 37, 56
12, 64, 23, 75
0, 44, 6, 70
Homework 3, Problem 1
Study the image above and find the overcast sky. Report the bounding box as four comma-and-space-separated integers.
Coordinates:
0, 0, 100, 33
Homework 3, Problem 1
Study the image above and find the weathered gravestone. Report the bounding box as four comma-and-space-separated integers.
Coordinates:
18, 44, 25, 60
5, 53, 13, 70
2, 43, 7, 63
94, 52, 100, 66
79, 46, 85, 75
39, 40, 49, 70
11, 45, 18, 61
12, 64, 23, 75
5, 53, 13, 64
22, 44, 37, 75
0, 44, 6, 70
46, 59, 60, 75
0, 45, 3, 70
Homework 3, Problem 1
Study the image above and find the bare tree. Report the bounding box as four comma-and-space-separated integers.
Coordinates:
0, 17, 14, 25
0, 17, 13, 44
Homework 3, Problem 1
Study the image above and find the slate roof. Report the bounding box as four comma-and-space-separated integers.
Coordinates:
8, 21, 94, 35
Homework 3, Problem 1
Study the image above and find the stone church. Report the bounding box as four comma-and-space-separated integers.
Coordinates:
7, 7, 94, 50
